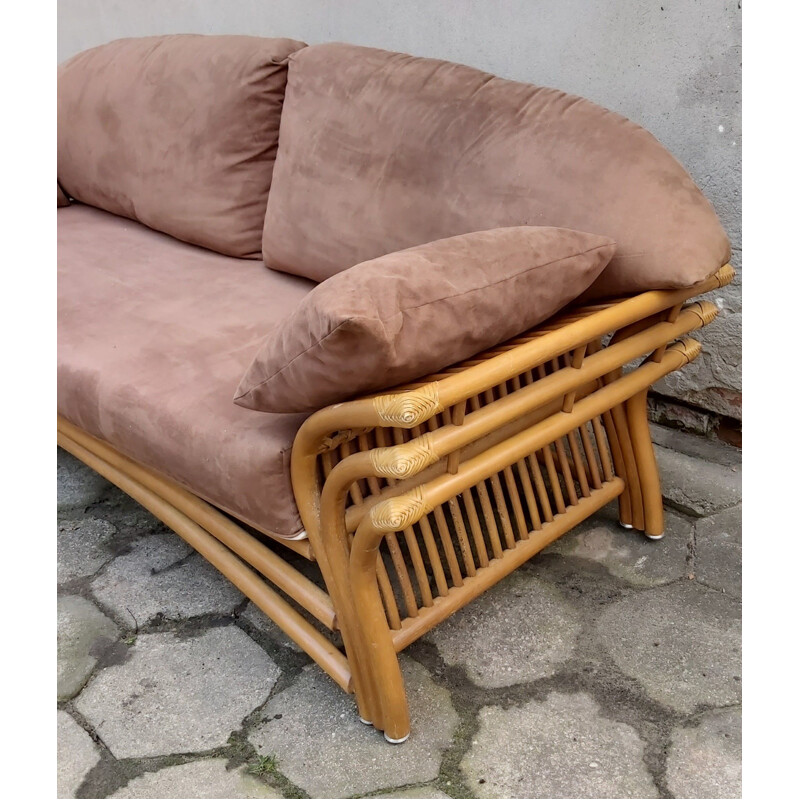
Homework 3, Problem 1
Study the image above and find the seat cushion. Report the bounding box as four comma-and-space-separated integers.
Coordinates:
263, 43, 730, 297
58, 204, 315, 537
236, 226, 615, 413
58, 34, 306, 258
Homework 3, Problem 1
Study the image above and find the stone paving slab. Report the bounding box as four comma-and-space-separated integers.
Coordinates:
666, 707, 742, 798
650, 423, 742, 469
654, 442, 741, 516
58, 595, 119, 701
58, 517, 117, 583
91, 534, 244, 624
427, 571, 580, 688
597, 581, 741, 713
58, 448, 111, 512
58, 711, 102, 799
695, 504, 742, 598
249, 658, 458, 798
547, 509, 692, 587
462, 691, 657, 798
240, 602, 302, 653
93, 484, 171, 538
75, 627, 280, 759
109, 759, 282, 799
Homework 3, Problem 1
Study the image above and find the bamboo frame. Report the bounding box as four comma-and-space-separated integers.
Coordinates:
58, 264, 733, 743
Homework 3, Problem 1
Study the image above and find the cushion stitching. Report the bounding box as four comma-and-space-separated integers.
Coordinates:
235, 316, 367, 399
381, 241, 613, 319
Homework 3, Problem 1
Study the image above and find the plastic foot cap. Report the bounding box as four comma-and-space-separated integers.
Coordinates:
384, 732, 410, 744
644, 532, 666, 540
359, 717, 373, 726
619, 521, 635, 530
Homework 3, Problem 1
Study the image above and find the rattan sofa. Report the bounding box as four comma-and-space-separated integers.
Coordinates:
57, 35, 732, 743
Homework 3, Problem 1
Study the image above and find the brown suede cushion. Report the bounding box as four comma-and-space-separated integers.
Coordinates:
58, 204, 316, 538
263, 43, 729, 298
57, 183, 69, 207
58, 34, 306, 258
236, 226, 615, 413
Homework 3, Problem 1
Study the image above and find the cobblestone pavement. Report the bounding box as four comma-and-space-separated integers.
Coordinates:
57, 424, 741, 799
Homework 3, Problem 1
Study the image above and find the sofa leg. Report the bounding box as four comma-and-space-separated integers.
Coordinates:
601, 407, 637, 530
349, 517, 412, 744
303, 523, 385, 728
609, 403, 646, 531
384, 731, 411, 744
625, 390, 665, 539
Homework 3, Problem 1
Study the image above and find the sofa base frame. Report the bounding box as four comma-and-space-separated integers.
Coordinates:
58, 265, 733, 743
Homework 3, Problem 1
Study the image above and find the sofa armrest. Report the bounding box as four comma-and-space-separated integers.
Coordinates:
290, 264, 733, 538
295, 265, 732, 443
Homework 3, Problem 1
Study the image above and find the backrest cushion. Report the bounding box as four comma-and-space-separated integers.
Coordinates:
235, 226, 615, 413
58, 35, 306, 258
263, 43, 729, 297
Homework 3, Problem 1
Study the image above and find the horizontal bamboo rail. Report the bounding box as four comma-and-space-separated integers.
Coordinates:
341, 386, 598, 533
58, 429, 352, 693
392, 477, 624, 650
418, 282, 728, 413
361, 337, 700, 537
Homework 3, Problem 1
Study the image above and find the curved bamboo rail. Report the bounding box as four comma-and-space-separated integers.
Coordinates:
57, 427, 352, 692
58, 418, 328, 619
